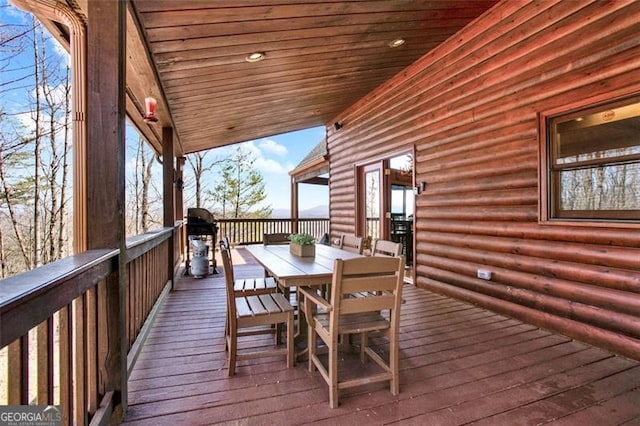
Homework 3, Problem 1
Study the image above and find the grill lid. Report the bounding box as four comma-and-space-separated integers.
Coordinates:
187, 208, 214, 224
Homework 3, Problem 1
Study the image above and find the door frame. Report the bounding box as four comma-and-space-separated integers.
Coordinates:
355, 147, 415, 252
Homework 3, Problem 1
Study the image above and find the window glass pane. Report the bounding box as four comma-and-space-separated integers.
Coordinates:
364, 170, 380, 240
558, 163, 640, 210
548, 95, 640, 221
555, 101, 640, 165
389, 154, 412, 171
556, 144, 640, 165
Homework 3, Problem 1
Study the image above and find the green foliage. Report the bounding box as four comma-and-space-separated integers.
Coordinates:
289, 233, 315, 245
208, 145, 272, 219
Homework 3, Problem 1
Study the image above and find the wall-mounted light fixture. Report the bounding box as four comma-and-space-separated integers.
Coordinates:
334, 121, 343, 131
175, 178, 184, 191
144, 96, 158, 123
414, 181, 426, 195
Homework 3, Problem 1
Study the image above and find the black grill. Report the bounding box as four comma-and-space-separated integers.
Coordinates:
185, 208, 218, 275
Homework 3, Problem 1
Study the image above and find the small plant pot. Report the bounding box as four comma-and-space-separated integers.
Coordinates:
290, 243, 315, 257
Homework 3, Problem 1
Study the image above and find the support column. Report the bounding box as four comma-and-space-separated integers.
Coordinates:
175, 157, 185, 223
176, 157, 186, 266
291, 177, 299, 234
86, 0, 126, 420
162, 127, 176, 288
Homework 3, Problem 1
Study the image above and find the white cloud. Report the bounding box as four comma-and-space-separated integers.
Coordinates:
240, 140, 261, 157
258, 138, 288, 157
255, 157, 288, 174
236, 140, 292, 175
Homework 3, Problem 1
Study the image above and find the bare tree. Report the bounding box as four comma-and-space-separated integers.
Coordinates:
31, 16, 42, 267
58, 64, 71, 257
0, 141, 31, 271
0, 14, 72, 274
140, 140, 154, 232
126, 135, 162, 236
186, 151, 221, 208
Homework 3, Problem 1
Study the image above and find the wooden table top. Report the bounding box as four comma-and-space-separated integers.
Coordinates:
246, 244, 363, 286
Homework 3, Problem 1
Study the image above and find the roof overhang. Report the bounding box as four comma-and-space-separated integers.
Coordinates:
14, 0, 499, 156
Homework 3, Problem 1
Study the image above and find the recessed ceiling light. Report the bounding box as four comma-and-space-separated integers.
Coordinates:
245, 52, 266, 62
388, 38, 405, 48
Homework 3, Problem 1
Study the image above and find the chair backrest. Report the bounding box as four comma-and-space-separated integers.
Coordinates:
339, 234, 364, 254
220, 246, 237, 322
329, 256, 405, 328
263, 232, 290, 245
220, 236, 230, 251
371, 239, 402, 257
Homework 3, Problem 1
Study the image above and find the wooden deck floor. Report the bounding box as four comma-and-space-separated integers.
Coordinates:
123, 248, 640, 425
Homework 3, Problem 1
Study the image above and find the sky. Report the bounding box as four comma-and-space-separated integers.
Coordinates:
1, 0, 329, 217
201, 127, 328, 215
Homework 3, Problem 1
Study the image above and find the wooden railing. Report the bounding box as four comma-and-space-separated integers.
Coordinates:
216, 218, 329, 245
0, 225, 180, 425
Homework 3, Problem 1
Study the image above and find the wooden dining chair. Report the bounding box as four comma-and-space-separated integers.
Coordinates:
371, 239, 402, 257
220, 237, 278, 295
299, 255, 405, 408
338, 234, 364, 254
221, 248, 294, 377
263, 232, 290, 245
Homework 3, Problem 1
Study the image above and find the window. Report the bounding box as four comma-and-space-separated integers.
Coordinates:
544, 95, 640, 222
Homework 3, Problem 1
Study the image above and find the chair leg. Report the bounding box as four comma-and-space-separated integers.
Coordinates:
360, 332, 368, 363
275, 322, 282, 345
227, 329, 237, 377
287, 311, 294, 368
390, 334, 399, 395
224, 314, 229, 351
328, 338, 339, 409
308, 321, 316, 372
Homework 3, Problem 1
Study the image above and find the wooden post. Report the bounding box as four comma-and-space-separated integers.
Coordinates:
86, 0, 126, 420
176, 157, 185, 223
291, 177, 299, 234
163, 127, 176, 289
176, 156, 186, 268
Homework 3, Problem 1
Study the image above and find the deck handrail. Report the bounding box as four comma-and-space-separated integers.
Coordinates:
0, 248, 118, 348
215, 217, 329, 245
0, 225, 179, 424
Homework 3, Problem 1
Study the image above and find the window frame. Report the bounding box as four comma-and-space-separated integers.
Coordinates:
539, 94, 640, 226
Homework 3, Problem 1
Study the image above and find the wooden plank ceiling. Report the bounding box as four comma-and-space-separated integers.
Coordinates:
129, 0, 498, 155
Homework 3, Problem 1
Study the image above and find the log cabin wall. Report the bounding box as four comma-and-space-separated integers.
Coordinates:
327, 0, 640, 360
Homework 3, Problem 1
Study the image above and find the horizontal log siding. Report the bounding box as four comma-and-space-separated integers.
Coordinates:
328, 0, 640, 360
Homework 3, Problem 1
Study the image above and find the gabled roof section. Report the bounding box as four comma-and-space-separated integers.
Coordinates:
290, 137, 328, 185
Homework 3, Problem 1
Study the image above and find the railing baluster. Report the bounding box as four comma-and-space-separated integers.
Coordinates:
47, 317, 54, 404
86, 287, 98, 415
58, 305, 71, 425
36, 320, 49, 404
97, 280, 108, 397
71, 296, 87, 425
7, 339, 23, 404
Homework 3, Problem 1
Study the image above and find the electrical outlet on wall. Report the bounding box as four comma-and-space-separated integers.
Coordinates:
477, 269, 492, 280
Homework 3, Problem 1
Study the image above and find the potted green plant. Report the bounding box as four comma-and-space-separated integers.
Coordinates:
289, 233, 316, 257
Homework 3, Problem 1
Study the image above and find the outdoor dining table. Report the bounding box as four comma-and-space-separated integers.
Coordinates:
245, 243, 364, 288
245, 243, 365, 357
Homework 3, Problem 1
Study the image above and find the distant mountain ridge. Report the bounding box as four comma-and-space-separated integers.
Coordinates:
272, 205, 328, 218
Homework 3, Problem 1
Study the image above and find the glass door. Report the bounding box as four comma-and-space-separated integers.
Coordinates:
361, 163, 382, 242
387, 154, 414, 264
357, 152, 414, 263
